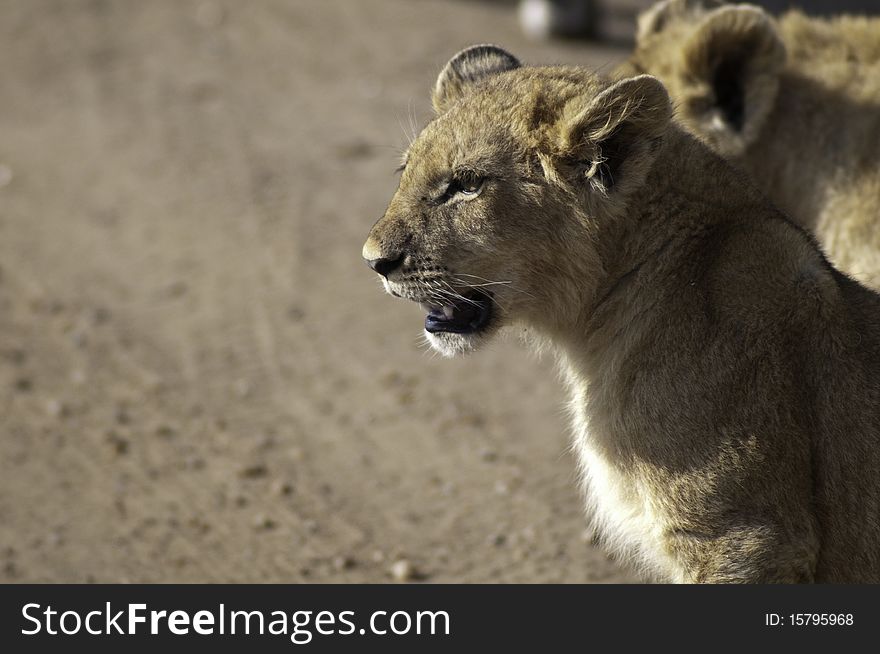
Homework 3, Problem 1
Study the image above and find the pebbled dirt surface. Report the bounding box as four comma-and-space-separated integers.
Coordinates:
0, 0, 635, 583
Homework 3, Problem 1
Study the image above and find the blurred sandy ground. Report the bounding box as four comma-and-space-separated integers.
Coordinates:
0, 0, 635, 582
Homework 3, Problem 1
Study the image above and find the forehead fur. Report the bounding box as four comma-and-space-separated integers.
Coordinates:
409, 66, 606, 163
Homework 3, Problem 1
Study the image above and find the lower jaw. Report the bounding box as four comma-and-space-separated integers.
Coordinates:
424, 325, 493, 358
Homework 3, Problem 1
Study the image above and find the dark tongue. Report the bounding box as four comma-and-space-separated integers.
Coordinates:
425, 300, 482, 333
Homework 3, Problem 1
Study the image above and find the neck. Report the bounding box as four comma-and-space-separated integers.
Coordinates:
534, 128, 759, 383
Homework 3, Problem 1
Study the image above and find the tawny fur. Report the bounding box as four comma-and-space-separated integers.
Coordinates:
363, 46, 880, 583
622, 0, 880, 290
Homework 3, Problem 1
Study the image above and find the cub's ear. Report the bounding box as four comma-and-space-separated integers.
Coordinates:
557, 75, 672, 197
636, 0, 725, 42
432, 44, 520, 114
680, 5, 785, 155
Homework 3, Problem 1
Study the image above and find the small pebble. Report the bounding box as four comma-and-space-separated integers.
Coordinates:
239, 463, 269, 479
46, 399, 67, 418
234, 378, 252, 398
332, 556, 356, 572
479, 447, 498, 462
489, 533, 507, 547
389, 559, 418, 582
271, 479, 294, 497
252, 514, 276, 530
107, 434, 129, 455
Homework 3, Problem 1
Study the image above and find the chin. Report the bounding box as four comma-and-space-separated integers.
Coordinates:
425, 326, 496, 357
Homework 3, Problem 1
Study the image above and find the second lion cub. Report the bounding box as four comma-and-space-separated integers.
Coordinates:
622, 0, 880, 289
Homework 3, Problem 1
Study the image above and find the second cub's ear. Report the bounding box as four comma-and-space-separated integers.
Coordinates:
680, 5, 785, 154
636, 0, 725, 42
558, 75, 672, 196
432, 44, 520, 114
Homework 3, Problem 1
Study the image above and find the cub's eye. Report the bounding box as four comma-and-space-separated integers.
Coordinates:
443, 174, 484, 201
458, 177, 483, 195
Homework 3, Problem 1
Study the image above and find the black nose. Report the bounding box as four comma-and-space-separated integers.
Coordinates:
366, 253, 405, 278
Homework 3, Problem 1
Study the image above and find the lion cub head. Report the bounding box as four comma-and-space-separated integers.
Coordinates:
363, 46, 671, 356
624, 0, 785, 157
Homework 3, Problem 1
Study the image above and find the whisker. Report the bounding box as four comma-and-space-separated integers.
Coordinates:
451, 278, 512, 288
454, 273, 512, 284
438, 280, 481, 307
395, 108, 416, 148
416, 332, 440, 360
407, 100, 420, 145
453, 274, 536, 300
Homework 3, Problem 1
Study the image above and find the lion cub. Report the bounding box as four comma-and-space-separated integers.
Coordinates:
363, 45, 880, 582
622, 0, 880, 289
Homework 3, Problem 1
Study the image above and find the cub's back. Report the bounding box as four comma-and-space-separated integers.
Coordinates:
807, 269, 880, 581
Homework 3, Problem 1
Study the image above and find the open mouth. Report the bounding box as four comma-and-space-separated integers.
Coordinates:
421, 291, 493, 335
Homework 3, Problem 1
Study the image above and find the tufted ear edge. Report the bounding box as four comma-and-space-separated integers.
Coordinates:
558, 75, 672, 196
432, 44, 521, 113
